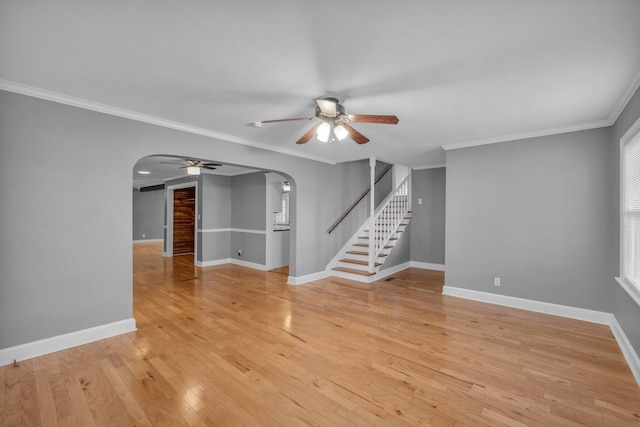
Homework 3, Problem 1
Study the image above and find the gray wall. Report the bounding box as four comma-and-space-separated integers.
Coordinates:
132, 188, 165, 240
611, 85, 640, 356
230, 173, 267, 264
0, 90, 375, 349
445, 127, 614, 312
198, 174, 231, 263
230, 172, 266, 231
410, 168, 446, 265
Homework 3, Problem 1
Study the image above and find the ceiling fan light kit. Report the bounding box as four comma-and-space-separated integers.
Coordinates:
187, 166, 201, 175
317, 122, 331, 142
259, 97, 399, 145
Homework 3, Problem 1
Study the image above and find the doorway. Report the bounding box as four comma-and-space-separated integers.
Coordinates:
164, 181, 198, 259
173, 186, 196, 255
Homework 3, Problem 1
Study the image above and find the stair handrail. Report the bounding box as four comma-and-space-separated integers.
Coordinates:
327, 163, 393, 234
369, 172, 411, 271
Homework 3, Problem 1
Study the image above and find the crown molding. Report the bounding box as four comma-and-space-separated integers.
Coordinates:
440, 119, 611, 151
440, 67, 640, 152
412, 163, 446, 170
0, 79, 337, 165
609, 67, 640, 125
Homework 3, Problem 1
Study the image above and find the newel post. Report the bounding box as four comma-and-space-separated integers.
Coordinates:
369, 156, 376, 274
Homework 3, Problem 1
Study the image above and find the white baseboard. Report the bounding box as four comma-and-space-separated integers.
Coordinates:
0, 318, 136, 367
330, 269, 376, 283
133, 239, 163, 244
231, 258, 267, 271
294, 261, 435, 286
442, 286, 614, 325
196, 258, 230, 267
610, 317, 640, 387
196, 258, 266, 271
442, 285, 640, 388
410, 261, 445, 271
288, 270, 331, 286
377, 262, 411, 280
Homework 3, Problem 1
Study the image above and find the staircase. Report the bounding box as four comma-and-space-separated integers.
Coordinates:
328, 174, 412, 282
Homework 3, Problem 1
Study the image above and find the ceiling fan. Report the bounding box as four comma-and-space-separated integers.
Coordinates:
161, 158, 222, 175
258, 97, 399, 145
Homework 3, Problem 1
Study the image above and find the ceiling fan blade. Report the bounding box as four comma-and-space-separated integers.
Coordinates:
343, 124, 370, 144
201, 162, 222, 167
260, 117, 313, 124
296, 123, 321, 145
200, 165, 217, 170
316, 98, 337, 117
348, 114, 399, 125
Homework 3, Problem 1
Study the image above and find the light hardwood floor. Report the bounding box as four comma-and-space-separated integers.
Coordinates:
2, 242, 640, 426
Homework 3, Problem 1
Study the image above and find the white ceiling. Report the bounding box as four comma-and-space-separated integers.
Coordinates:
2, 1, 640, 169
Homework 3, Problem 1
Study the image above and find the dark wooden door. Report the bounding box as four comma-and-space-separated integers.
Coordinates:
173, 187, 196, 255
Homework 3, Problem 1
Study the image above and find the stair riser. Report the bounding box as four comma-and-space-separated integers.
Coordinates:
344, 253, 386, 263
337, 261, 380, 272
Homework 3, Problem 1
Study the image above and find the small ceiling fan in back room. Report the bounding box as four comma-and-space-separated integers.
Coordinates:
257, 97, 399, 145
160, 158, 222, 175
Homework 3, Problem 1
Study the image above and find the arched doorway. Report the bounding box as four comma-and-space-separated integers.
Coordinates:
133, 155, 295, 273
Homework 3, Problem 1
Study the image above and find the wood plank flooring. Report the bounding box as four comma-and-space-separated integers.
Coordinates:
2, 242, 640, 426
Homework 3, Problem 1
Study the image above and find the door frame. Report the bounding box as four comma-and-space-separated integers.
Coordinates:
164, 181, 198, 261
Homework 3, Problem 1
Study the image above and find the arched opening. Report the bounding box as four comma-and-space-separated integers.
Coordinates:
132, 154, 296, 275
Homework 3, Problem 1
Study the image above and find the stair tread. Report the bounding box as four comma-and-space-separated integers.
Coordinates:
340, 258, 382, 267
346, 251, 388, 257
353, 243, 394, 249
332, 267, 376, 276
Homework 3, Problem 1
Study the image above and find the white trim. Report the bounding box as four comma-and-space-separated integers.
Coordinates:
620, 115, 640, 146
165, 181, 198, 260
442, 286, 614, 325
0, 318, 136, 367
441, 120, 610, 151
615, 277, 640, 309
620, 131, 625, 276
0, 79, 336, 165
288, 270, 331, 286
609, 68, 640, 125
410, 261, 445, 271
197, 228, 266, 235
609, 316, 640, 387
377, 262, 411, 280
619, 116, 640, 300
412, 164, 446, 170
230, 259, 267, 271
196, 258, 231, 267
196, 258, 266, 271
133, 238, 163, 244
441, 286, 640, 388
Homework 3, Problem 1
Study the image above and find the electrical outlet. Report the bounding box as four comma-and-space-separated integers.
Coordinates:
418, 198, 423, 205
494, 277, 501, 287
142, 233, 146, 238
238, 249, 242, 256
